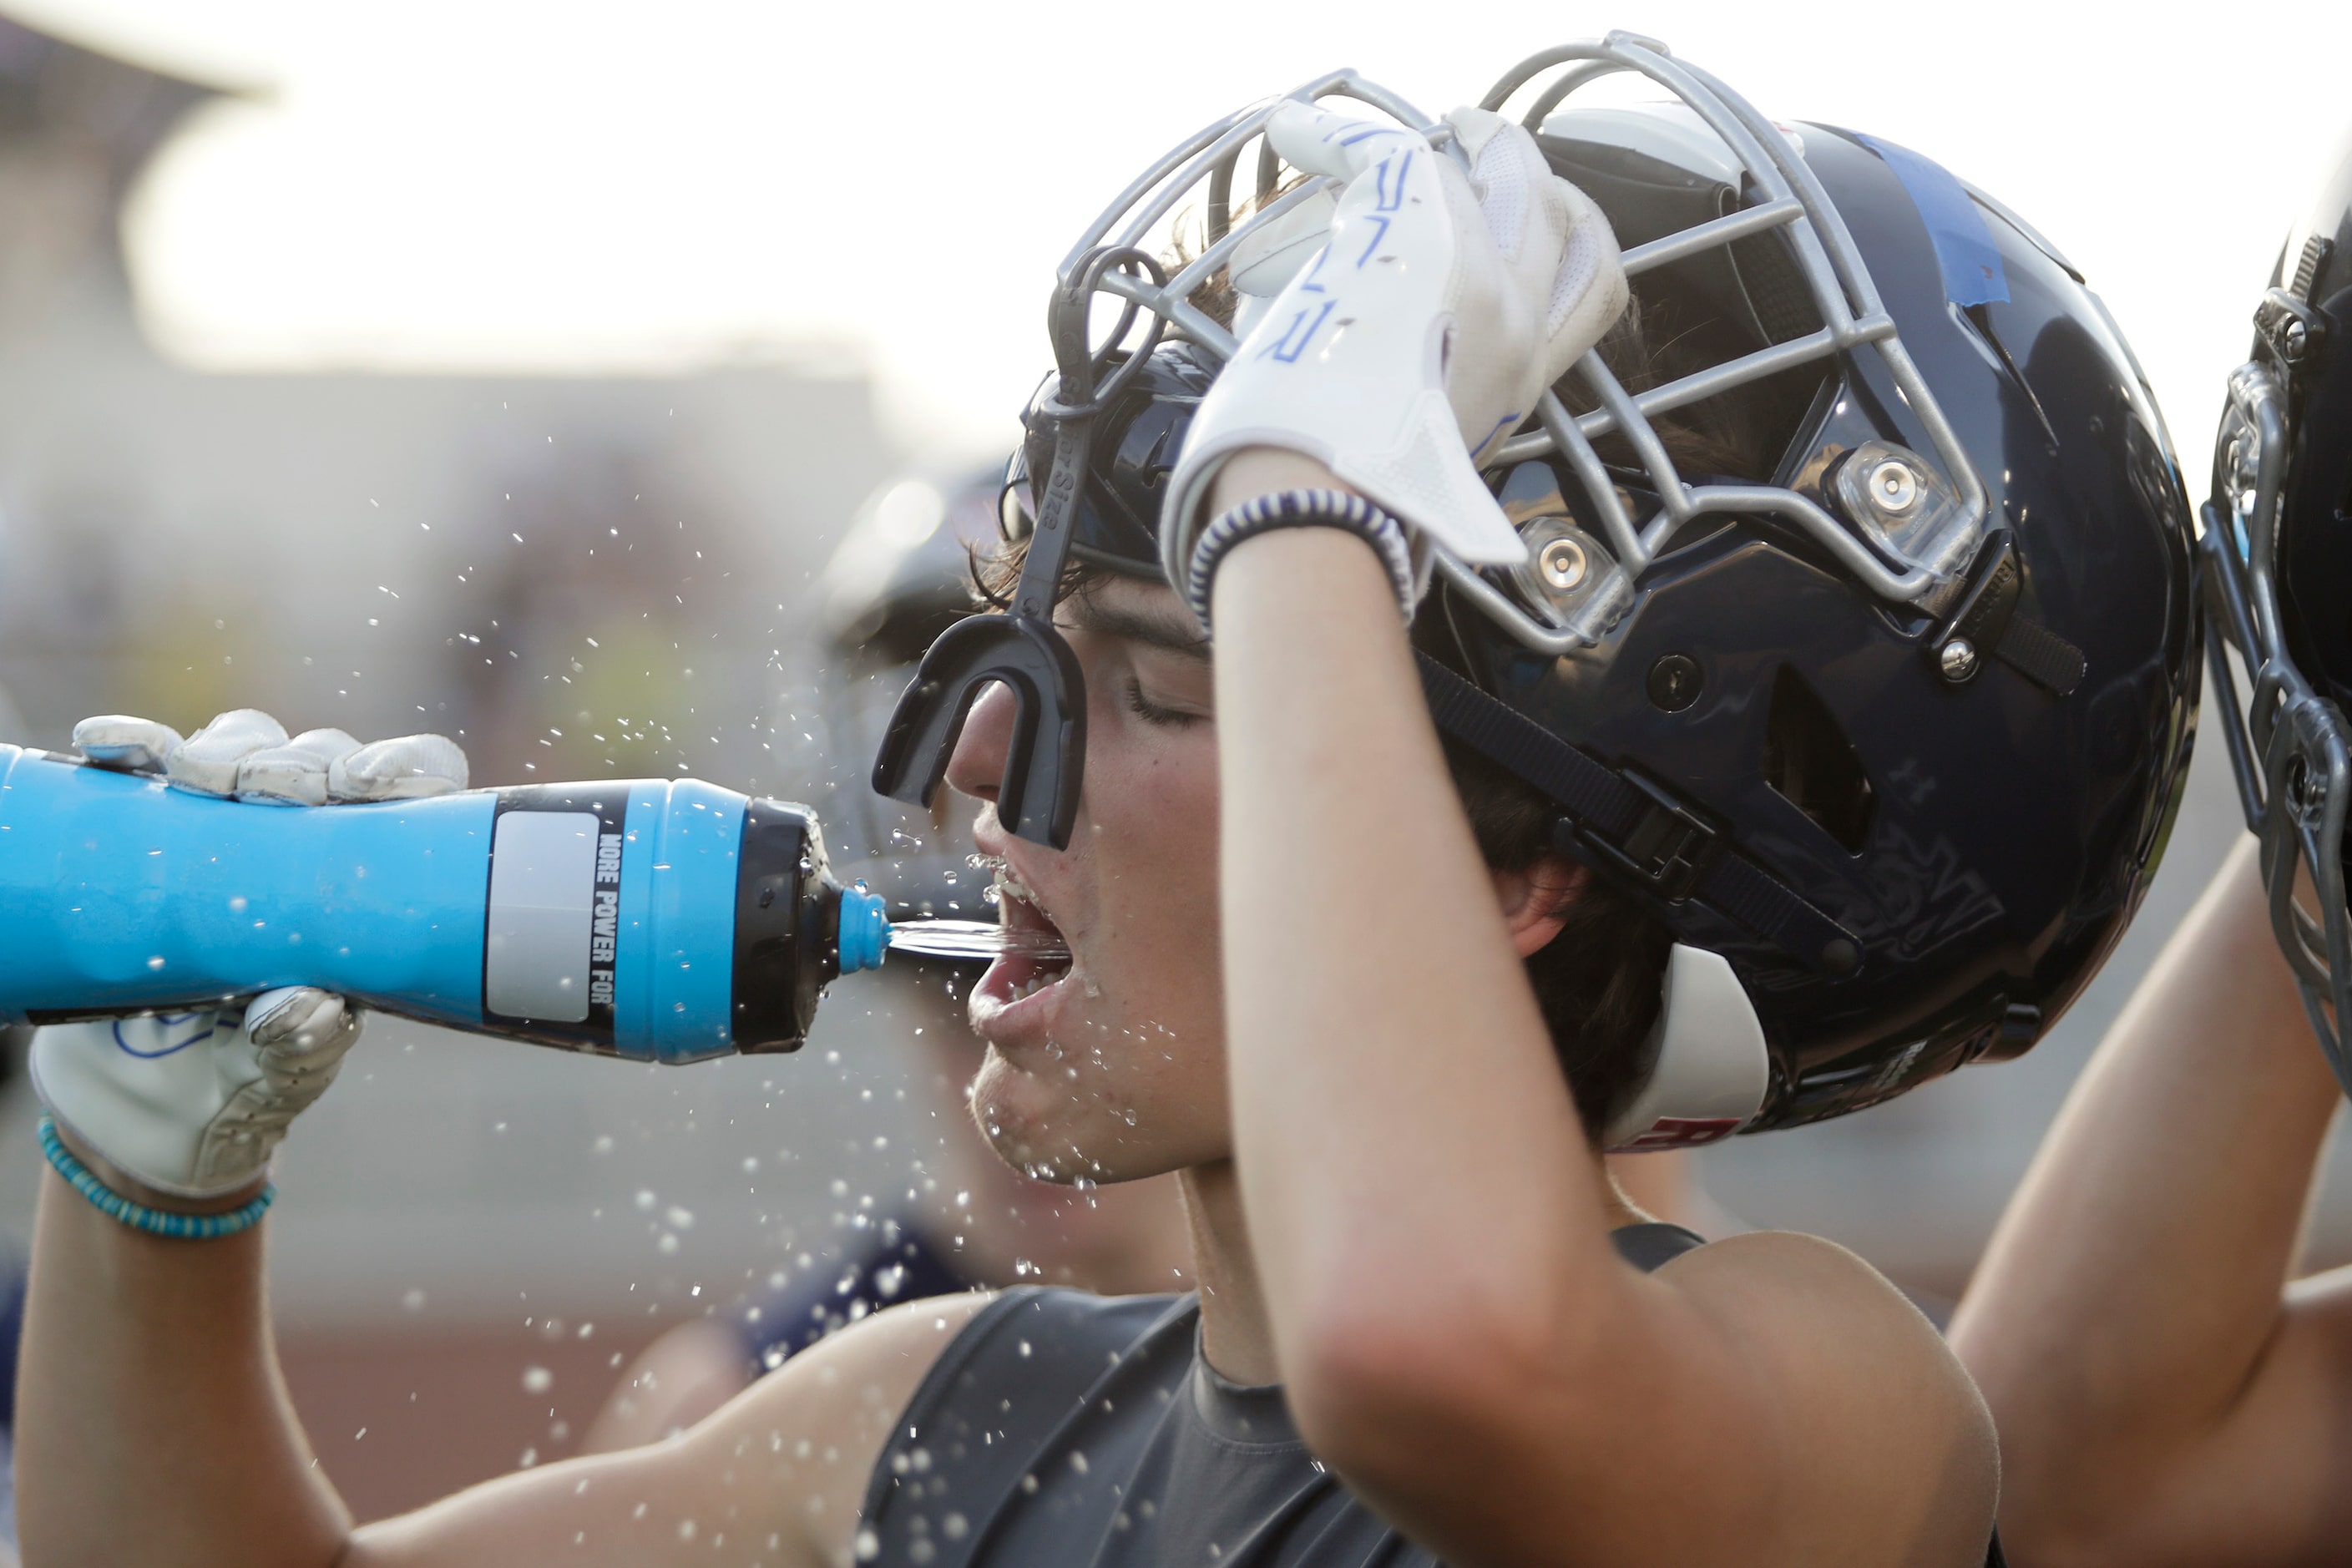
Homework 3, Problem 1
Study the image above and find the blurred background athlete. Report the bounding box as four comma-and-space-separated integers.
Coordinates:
1954, 142, 2352, 1567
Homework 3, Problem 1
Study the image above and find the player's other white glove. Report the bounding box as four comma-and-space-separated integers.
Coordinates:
1165, 102, 1628, 583
30, 708, 469, 1201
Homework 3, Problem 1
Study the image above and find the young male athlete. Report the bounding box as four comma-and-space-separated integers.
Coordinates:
17, 38, 2192, 1567
1950, 143, 2352, 1567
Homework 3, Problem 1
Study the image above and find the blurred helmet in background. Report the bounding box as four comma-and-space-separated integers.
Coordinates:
2203, 139, 2352, 1090
802, 469, 1001, 921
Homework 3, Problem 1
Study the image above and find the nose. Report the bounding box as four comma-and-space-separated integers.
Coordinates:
943, 678, 1019, 808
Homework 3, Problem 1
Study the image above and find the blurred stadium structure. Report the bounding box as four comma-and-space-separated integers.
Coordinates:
0, 14, 890, 786
0, 6, 2345, 1526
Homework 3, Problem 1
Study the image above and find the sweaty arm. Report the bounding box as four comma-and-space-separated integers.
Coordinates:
1206, 453, 1995, 1568
1951, 839, 2352, 1567
20, 1151, 979, 1568
15, 704, 967, 1565
18, 1157, 349, 1566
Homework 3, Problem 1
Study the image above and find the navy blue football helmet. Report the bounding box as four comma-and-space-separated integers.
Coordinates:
2202, 144, 2352, 1092
876, 33, 2199, 1130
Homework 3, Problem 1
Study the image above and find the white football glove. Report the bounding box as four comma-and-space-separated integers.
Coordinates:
33, 989, 362, 1201
30, 709, 469, 1201
73, 706, 468, 804
1165, 102, 1628, 582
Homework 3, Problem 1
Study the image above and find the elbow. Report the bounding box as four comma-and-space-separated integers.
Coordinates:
1282, 1323, 1463, 1485
1282, 1287, 1591, 1485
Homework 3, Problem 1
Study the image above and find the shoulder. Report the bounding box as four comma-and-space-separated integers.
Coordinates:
953, 1284, 1187, 1352
731, 1287, 1004, 1432
869, 1287, 1191, 1447
740, 1225, 967, 1365
857, 1289, 1194, 1561
1662, 1231, 1998, 1565
706, 1288, 1189, 1564
684, 1290, 1001, 1564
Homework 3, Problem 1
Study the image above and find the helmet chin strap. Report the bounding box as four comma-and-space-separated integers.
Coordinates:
1603, 944, 1771, 1152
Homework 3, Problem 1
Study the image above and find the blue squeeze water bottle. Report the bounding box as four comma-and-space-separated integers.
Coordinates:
0, 745, 893, 1063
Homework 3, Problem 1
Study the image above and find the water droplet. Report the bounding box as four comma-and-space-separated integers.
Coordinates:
523, 1367, 552, 1393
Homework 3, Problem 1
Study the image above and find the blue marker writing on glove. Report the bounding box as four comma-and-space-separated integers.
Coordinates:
0, 746, 906, 1064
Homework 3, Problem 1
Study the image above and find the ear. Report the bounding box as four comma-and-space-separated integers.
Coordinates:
1490, 851, 1589, 959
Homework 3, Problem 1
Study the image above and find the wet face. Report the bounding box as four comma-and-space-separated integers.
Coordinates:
942, 576, 1226, 1185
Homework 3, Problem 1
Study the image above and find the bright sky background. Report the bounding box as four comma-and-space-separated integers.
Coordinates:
14, 0, 2349, 465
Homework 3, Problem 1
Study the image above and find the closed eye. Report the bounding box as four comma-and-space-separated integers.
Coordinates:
1124, 678, 1203, 730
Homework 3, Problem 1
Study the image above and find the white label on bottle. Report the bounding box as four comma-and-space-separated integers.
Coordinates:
486, 811, 601, 1022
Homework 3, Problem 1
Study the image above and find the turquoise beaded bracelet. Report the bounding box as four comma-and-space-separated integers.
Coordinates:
38, 1115, 275, 1240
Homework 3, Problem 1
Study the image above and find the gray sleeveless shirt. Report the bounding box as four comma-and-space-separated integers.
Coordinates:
854, 1222, 1705, 1566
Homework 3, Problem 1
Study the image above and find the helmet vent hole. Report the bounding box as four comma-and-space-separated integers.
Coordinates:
1763, 666, 1875, 852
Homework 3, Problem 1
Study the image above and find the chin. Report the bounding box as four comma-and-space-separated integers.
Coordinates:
968, 1046, 1201, 1186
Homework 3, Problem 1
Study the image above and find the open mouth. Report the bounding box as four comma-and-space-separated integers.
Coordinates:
972, 858, 1076, 1023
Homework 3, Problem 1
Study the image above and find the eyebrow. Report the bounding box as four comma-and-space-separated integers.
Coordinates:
1064, 598, 1211, 663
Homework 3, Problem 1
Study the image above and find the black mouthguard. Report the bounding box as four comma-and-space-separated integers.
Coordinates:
870, 246, 1167, 848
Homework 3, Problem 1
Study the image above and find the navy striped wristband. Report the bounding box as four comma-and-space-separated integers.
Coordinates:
1186, 488, 1416, 631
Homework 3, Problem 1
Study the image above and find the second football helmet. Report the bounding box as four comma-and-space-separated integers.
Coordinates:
2202, 143, 2352, 1090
